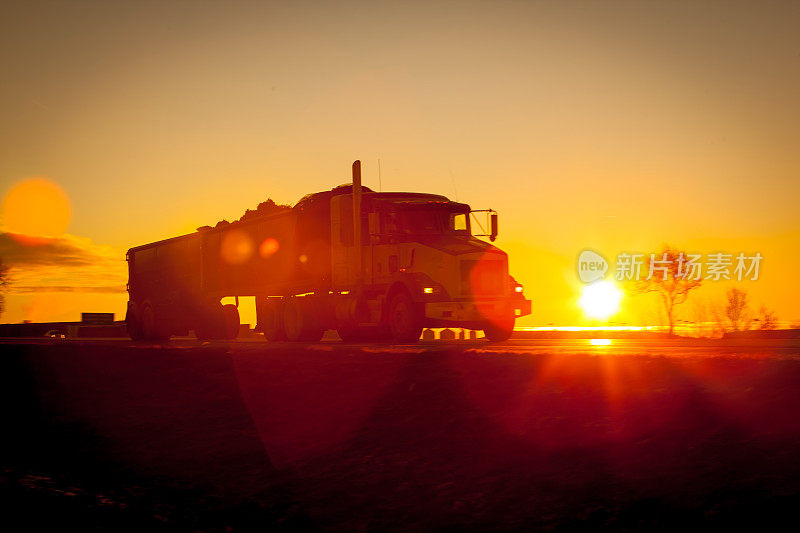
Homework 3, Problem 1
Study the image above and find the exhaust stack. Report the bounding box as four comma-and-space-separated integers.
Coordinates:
352, 160, 363, 287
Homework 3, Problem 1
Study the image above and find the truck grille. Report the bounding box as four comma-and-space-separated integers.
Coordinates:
461, 259, 504, 296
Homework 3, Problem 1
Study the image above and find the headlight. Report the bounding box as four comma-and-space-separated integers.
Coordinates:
421, 284, 445, 296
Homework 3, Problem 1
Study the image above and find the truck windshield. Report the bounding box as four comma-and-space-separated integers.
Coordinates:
383, 210, 470, 236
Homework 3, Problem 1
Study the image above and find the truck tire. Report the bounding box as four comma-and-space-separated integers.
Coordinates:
388, 291, 422, 343
196, 302, 225, 341
126, 301, 145, 341
283, 298, 324, 342
141, 301, 169, 342
222, 304, 240, 340
260, 298, 286, 342
483, 317, 515, 342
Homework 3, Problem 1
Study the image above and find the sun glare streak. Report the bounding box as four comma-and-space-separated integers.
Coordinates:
589, 338, 612, 346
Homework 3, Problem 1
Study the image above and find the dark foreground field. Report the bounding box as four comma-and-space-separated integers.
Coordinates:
3, 339, 800, 531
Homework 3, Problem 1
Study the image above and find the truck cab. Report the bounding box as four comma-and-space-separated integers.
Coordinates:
326, 187, 531, 341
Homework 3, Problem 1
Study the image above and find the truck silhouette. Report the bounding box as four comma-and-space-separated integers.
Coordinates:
125, 161, 530, 342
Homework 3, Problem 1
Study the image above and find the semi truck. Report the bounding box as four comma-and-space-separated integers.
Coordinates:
125, 161, 531, 343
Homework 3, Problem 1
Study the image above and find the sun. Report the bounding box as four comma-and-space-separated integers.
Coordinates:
579, 280, 623, 320
1, 178, 71, 237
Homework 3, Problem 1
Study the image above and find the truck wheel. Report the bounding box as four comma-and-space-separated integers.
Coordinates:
126, 301, 144, 341
142, 301, 169, 342
260, 299, 286, 342
388, 291, 422, 343
483, 317, 515, 342
337, 324, 370, 343
283, 298, 324, 342
196, 302, 224, 341
222, 304, 240, 340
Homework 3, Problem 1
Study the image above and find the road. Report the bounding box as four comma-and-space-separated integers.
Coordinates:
2, 335, 800, 530
4, 334, 799, 357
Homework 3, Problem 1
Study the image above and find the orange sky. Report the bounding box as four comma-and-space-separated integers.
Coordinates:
1, 0, 799, 328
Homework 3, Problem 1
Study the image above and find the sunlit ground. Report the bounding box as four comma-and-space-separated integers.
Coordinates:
516, 326, 656, 331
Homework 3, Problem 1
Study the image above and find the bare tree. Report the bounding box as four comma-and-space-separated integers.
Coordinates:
756, 305, 777, 330
690, 298, 712, 338
636, 246, 703, 336
710, 300, 727, 337
725, 288, 750, 331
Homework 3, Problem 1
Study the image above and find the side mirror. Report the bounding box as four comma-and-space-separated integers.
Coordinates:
490, 213, 498, 242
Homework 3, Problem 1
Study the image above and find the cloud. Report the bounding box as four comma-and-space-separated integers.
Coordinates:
0, 232, 116, 267
0, 232, 127, 294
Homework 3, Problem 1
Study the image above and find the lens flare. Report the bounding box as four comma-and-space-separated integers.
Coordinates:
579, 280, 622, 320
259, 237, 279, 257
220, 229, 254, 265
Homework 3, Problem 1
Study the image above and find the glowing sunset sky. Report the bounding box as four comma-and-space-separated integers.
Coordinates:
1, 0, 799, 327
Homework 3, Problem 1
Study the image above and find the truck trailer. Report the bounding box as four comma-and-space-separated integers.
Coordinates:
125, 161, 531, 343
